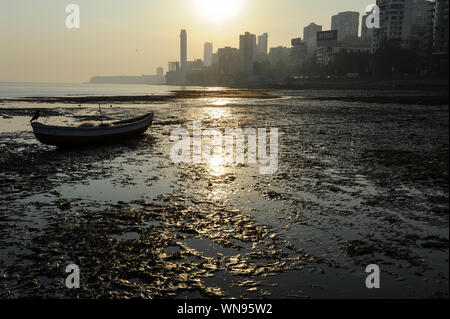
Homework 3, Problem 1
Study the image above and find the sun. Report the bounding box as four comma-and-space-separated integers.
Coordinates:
194, 0, 244, 23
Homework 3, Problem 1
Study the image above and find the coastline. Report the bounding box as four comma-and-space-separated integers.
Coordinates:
1, 87, 448, 107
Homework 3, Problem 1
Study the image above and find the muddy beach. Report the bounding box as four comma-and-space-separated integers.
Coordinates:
0, 89, 448, 298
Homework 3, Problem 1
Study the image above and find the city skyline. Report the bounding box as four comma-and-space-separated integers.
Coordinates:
0, 0, 369, 83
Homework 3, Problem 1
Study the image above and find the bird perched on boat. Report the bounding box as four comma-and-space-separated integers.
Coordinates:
30, 110, 40, 122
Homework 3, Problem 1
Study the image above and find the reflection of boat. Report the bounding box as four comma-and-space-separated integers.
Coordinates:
31, 112, 154, 146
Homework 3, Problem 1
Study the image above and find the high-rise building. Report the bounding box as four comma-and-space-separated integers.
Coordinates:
217, 47, 240, 84
361, 14, 374, 42
331, 11, 360, 41
316, 30, 338, 48
256, 33, 269, 61
204, 42, 213, 67
433, 0, 449, 53
372, 0, 413, 51
409, 0, 435, 54
168, 61, 180, 73
303, 23, 322, 53
180, 29, 187, 69
290, 38, 308, 69
239, 32, 257, 74
372, 0, 437, 53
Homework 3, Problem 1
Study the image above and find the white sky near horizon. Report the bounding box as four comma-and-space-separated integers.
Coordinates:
0, 0, 370, 83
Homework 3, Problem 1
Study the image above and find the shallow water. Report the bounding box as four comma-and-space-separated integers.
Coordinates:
0, 90, 448, 298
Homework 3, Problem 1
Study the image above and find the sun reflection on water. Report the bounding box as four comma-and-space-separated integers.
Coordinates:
203, 106, 231, 119
208, 154, 226, 177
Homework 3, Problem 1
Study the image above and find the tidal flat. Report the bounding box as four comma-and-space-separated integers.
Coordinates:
0, 89, 448, 298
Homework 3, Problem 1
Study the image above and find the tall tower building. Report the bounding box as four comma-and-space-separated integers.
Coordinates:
361, 14, 374, 42
303, 23, 322, 53
204, 42, 213, 67
331, 11, 360, 41
433, 0, 449, 53
239, 32, 257, 75
372, 0, 421, 52
180, 29, 187, 69
256, 33, 269, 61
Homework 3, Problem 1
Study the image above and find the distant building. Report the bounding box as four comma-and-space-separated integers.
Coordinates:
212, 53, 219, 66
317, 30, 338, 48
303, 23, 322, 53
217, 47, 240, 84
290, 38, 308, 69
90, 74, 165, 85
372, 0, 415, 51
268, 46, 291, 83
316, 46, 371, 66
433, 0, 449, 53
204, 42, 213, 67
331, 11, 360, 41
409, 0, 435, 55
166, 61, 181, 85
268, 46, 291, 66
239, 32, 257, 75
256, 33, 269, 61
157, 67, 164, 78
168, 61, 180, 73
361, 14, 374, 42
372, 0, 437, 54
180, 29, 187, 69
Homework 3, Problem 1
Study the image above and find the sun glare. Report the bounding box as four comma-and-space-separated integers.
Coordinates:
194, 0, 244, 23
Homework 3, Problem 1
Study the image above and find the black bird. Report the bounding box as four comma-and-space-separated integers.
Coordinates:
30, 110, 40, 122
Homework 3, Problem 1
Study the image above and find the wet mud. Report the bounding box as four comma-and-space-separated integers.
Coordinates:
0, 90, 448, 298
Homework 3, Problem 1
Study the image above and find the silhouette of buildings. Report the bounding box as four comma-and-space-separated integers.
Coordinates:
90, 67, 165, 85
161, 3, 447, 86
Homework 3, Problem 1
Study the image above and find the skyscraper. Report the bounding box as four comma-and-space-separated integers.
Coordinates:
433, 0, 449, 53
409, 0, 435, 54
331, 11, 360, 41
204, 42, 213, 67
303, 23, 322, 53
256, 33, 269, 61
239, 32, 257, 75
361, 14, 374, 42
180, 29, 187, 69
372, 0, 431, 52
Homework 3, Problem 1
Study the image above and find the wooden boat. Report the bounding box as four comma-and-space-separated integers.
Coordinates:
31, 112, 154, 146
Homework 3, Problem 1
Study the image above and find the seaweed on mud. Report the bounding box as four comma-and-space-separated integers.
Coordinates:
0, 198, 316, 298
1, 92, 449, 298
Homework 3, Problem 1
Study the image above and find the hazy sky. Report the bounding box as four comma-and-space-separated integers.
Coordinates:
0, 0, 369, 83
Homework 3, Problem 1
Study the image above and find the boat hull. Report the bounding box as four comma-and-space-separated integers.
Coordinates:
31, 112, 154, 146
